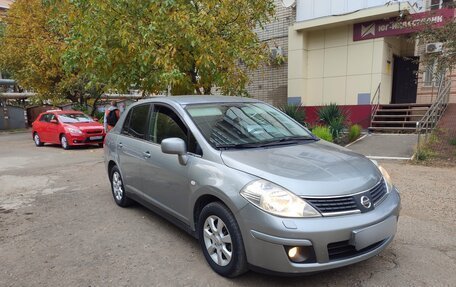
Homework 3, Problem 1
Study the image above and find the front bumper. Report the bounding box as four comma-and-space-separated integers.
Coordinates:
237, 187, 401, 274
66, 133, 105, 146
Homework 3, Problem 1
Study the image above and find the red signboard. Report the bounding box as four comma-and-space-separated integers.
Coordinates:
353, 8, 455, 41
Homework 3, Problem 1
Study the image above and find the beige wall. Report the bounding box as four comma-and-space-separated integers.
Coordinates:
0, 0, 13, 8
289, 25, 384, 106
288, 24, 416, 106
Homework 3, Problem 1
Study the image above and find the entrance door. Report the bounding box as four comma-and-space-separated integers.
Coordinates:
391, 56, 419, 104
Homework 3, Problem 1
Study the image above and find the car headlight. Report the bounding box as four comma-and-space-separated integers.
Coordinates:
240, 179, 321, 218
67, 127, 83, 135
379, 166, 394, 193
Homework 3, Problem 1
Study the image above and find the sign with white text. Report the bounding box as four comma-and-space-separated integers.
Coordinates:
353, 8, 455, 41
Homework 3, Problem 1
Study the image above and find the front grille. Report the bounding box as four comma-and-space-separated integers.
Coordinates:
306, 196, 358, 214
327, 240, 385, 261
86, 130, 102, 134
304, 179, 388, 215
370, 179, 387, 205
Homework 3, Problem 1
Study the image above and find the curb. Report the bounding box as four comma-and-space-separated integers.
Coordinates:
345, 134, 368, 148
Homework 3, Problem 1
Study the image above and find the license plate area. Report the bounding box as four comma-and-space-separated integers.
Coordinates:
90, 136, 103, 140
349, 216, 397, 251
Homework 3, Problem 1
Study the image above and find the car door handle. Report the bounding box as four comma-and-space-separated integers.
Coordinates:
143, 151, 151, 159
118, 143, 123, 149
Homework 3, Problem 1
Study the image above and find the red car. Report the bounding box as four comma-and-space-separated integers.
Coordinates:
32, 110, 105, 149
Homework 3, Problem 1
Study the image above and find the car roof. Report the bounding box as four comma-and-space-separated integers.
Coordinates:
44, 110, 85, 115
138, 95, 261, 105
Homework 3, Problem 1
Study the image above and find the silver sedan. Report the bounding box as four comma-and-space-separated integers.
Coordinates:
104, 96, 400, 277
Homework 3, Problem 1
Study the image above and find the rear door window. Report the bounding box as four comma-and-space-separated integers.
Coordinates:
122, 104, 150, 139
40, 114, 50, 122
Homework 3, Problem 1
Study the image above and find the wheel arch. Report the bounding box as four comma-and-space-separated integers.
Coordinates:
192, 189, 247, 235
107, 160, 117, 180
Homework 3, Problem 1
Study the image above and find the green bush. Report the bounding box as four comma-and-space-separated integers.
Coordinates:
279, 104, 306, 125
317, 103, 348, 139
317, 103, 346, 124
328, 116, 345, 139
415, 145, 436, 161
312, 126, 333, 142
449, 137, 456, 146
348, 124, 362, 142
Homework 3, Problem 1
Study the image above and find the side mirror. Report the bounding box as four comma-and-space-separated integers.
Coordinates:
161, 138, 188, 165
50, 119, 58, 124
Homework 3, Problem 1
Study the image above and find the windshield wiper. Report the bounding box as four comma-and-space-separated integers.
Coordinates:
216, 143, 265, 149
216, 136, 318, 150
275, 136, 319, 142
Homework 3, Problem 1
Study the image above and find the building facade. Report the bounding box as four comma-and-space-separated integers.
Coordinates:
287, 0, 455, 113
246, 0, 295, 107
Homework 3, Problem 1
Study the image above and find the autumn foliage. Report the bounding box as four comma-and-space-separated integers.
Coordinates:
0, 0, 275, 102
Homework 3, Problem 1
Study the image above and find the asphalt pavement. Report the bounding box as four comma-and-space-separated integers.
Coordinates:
0, 132, 455, 286
347, 133, 418, 160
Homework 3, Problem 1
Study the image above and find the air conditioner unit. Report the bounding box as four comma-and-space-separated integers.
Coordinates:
425, 42, 444, 53
270, 47, 283, 59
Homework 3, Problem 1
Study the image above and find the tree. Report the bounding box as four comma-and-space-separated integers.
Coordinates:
0, 0, 104, 114
65, 0, 275, 96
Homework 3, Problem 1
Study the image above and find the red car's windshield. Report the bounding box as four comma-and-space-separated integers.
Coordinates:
58, 113, 94, 123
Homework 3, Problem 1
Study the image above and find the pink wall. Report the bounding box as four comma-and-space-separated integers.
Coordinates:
303, 105, 372, 129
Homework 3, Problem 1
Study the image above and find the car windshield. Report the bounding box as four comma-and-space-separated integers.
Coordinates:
58, 113, 94, 123
186, 103, 315, 149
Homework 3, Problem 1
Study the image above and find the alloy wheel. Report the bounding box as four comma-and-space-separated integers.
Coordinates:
203, 215, 233, 267
34, 134, 40, 145
61, 136, 68, 149
112, 171, 123, 201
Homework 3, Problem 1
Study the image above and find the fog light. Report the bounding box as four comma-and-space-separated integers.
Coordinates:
285, 246, 316, 263
288, 247, 299, 258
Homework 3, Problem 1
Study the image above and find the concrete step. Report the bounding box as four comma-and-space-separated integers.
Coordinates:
377, 108, 429, 113
368, 127, 417, 132
379, 103, 431, 109
373, 114, 424, 118
371, 121, 418, 125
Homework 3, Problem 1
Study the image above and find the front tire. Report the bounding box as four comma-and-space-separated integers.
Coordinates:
33, 132, 44, 147
198, 202, 248, 278
110, 166, 133, 207
60, 134, 70, 150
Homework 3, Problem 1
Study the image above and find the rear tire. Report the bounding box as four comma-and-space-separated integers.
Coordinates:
110, 166, 133, 207
198, 202, 248, 278
60, 134, 70, 150
33, 132, 44, 147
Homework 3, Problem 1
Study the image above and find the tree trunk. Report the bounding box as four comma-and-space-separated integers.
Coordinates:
90, 92, 103, 116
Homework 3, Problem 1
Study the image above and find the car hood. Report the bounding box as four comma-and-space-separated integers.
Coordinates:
63, 122, 104, 132
220, 141, 382, 197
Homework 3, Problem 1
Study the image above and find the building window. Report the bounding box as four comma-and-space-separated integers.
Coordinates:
430, 0, 454, 10
423, 60, 437, 87
423, 60, 445, 87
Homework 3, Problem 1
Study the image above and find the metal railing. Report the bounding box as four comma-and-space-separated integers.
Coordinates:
416, 74, 452, 151
370, 83, 381, 126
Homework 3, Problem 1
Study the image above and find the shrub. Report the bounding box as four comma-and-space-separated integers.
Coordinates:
279, 104, 306, 125
348, 124, 362, 142
312, 126, 333, 142
415, 145, 436, 161
317, 103, 346, 125
449, 137, 456, 146
317, 103, 348, 139
328, 116, 345, 139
